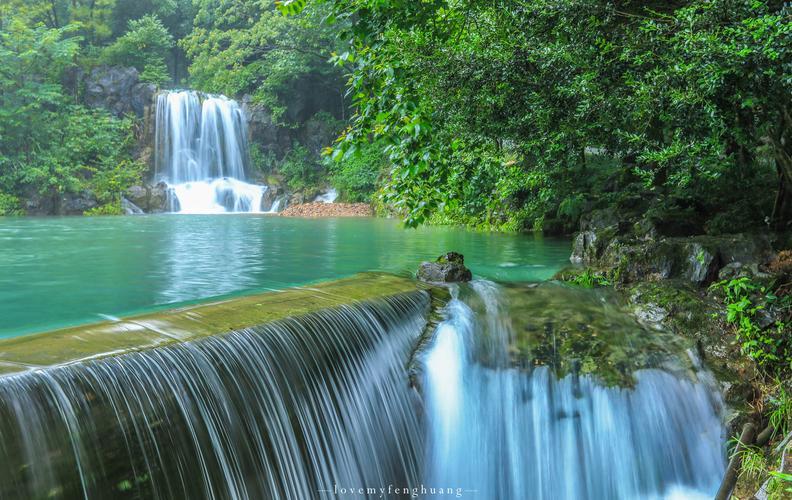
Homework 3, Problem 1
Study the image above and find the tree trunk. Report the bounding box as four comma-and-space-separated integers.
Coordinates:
715, 423, 756, 500
772, 165, 792, 230
769, 105, 792, 230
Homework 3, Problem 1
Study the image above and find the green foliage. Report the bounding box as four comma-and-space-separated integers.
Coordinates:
711, 277, 792, 374
110, 0, 194, 40
328, 141, 384, 202
769, 385, 792, 437
3, 0, 117, 43
769, 471, 792, 497
0, 11, 144, 215
84, 203, 123, 216
181, 0, 345, 125
279, 144, 323, 191
249, 144, 278, 175
734, 444, 769, 482
567, 268, 612, 288
0, 194, 22, 216
139, 59, 170, 85
294, 0, 791, 230
102, 14, 174, 81
90, 159, 146, 206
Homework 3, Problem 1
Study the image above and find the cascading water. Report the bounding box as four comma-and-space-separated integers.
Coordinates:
0, 279, 729, 499
155, 91, 265, 214
0, 293, 428, 498
421, 281, 726, 499
314, 189, 338, 204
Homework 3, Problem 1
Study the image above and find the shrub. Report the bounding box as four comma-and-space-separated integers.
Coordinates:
328, 141, 384, 202
279, 143, 323, 191
0, 193, 22, 215
102, 15, 173, 82
711, 277, 792, 375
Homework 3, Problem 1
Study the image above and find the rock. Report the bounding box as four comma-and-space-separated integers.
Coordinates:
82, 66, 156, 118
589, 234, 752, 286
580, 208, 621, 232
633, 217, 659, 240
302, 113, 340, 156
149, 182, 169, 213
600, 239, 677, 282
570, 209, 623, 264
570, 228, 618, 265
417, 252, 473, 283
718, 262, 746, 281
241, 96, 291, 158
569, 231, 590, 264
679, 241, 718, 285
633, 303, 669, 327
716, 233, 774, 266
121, 197, 144, 215
289, 192, 306, 206
260, 186, 276, 212
124, 182, 169, 213
23, 191, 55, 215
60, 191, 98, 214
125, 185, 148, 207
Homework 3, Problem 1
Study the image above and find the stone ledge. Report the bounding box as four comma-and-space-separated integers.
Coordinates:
0, 273, 421, 375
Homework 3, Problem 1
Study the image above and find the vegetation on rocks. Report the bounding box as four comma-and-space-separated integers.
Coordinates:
555, 203, 791, 496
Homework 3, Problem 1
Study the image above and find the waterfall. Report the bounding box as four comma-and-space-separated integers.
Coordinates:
155, 91, 265, 214
0, 293, 428, 498
0, 280, 729, 498
421, 281, 726, 500
314, 189, 338, 204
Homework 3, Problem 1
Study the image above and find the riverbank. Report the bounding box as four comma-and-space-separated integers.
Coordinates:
556, 208, 792, 498
279, 202, 373, 217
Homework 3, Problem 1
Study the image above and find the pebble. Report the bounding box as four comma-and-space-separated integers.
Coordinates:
279, 202, 373, 217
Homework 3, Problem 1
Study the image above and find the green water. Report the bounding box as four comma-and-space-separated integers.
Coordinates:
0, 215, 570, 337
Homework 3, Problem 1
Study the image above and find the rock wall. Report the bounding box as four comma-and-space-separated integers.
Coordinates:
241, 95, 342, 161
569, 208, 777, 286
79, 66, 157, 119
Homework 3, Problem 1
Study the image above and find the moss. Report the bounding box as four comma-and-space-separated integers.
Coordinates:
0, 272, 422, 375
502, 283, 689, 387
624, 279, 761, 409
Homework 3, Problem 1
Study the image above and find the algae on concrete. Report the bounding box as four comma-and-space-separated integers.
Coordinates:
0, 272, 422, 375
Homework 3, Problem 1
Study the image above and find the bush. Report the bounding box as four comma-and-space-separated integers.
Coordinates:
279, 143, 323, 191
102, 15, 173, 81
139, 59, 170, 85
711, 277, 792, 375
0, 193, 22, 215
84, 203, 124, 216
249, 144, 278, 176
329, 141, 384, 202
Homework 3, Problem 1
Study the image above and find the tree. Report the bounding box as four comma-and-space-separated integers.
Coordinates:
0, 10, 142, 214
281, 0, 790, 232
102, 14, 174, 84
181, 0, 346, 125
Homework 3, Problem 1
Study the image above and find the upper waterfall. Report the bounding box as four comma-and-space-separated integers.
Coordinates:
154, 90, 265, 213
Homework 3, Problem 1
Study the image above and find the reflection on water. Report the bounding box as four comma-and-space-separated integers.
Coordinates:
159, 216, 268, 302
0, 215, 570, 337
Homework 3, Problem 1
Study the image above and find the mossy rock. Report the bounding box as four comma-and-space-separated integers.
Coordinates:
491, 283, 692, 387
623, 279, 759, 405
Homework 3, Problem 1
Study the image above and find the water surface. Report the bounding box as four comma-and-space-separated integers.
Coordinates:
0, 215, 569, 337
